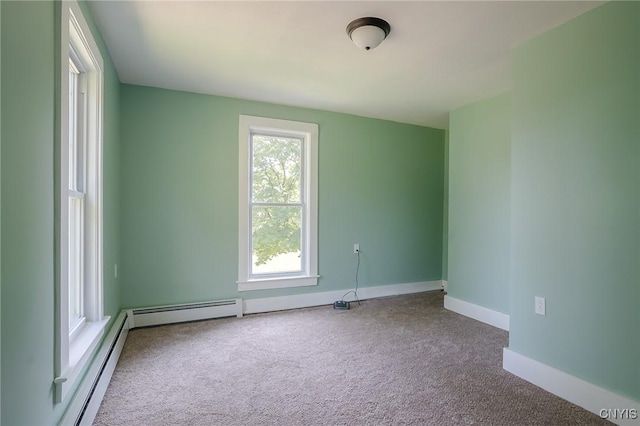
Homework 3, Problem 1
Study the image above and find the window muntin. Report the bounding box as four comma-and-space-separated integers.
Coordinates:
238, 116, 318, 291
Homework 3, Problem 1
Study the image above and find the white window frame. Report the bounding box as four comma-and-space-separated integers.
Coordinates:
54, 0, 109, 403
238, 115, 319, 291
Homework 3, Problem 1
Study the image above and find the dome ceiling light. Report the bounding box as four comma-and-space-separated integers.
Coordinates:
346, 17, 391, 51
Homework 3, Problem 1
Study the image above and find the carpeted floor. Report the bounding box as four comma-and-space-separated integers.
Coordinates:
94, 291, 609, 425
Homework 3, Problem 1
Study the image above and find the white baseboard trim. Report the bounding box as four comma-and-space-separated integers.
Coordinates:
243, 280, 444, 315
503, 348, 640, 425
59, 311, 130, 426
443, 295, 509, 331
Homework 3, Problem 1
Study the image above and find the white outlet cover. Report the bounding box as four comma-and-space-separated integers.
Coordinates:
535, 296, 546, 315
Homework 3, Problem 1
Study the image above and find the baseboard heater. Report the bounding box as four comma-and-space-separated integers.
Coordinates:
59, 311, 130, 426
128, 298, 243, 328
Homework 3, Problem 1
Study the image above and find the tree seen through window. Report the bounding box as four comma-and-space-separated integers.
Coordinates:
251, 134, 303, 274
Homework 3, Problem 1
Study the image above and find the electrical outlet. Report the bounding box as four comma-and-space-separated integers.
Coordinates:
535, 296, 546, 316
354, 243, 360, 254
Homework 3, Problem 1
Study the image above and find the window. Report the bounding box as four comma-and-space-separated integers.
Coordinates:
55, 0, 108, 403
238, 116, 318, 291
68, 55, 86, 340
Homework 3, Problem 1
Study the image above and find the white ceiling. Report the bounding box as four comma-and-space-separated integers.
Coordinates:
88, 1, 603, 128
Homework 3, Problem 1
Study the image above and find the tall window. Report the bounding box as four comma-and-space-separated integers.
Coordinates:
68, 55, 86, 338
55, 0, 108, 404
238, 116, 318, 291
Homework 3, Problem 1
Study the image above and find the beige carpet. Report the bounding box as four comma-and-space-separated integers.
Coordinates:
94, 291, 608, 425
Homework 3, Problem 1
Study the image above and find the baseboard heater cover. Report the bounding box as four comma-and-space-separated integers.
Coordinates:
128, 298, 243, 328
59, 311, 130, 426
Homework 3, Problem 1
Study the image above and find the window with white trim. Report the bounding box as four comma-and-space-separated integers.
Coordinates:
238, 116, 318, 291
68, 53, 86, 340
55, 0, 109, 403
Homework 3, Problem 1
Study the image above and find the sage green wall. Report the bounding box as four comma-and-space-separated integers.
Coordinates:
120, 84, 444, 307
442, 129, 449, 281
0, 1, 121, 424
0, 2, 3, 420
96, 1, 122, 323
2, 3, 56, 423
447, 93, 511, 314
509, 1, 639, 400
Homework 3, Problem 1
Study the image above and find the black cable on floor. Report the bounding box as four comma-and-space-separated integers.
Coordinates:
341, 250, 361, 305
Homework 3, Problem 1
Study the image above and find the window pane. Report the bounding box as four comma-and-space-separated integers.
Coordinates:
68, 196, 84, 329
251, 134, 301, 203
251, 206, 302, 275
69, 65, 78, 191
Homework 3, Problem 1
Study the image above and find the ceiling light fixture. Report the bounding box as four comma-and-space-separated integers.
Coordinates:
346, 17, 391, 51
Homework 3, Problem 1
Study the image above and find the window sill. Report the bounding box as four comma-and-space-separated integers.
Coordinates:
54, 316, 110, 402
238, 275, 319, 291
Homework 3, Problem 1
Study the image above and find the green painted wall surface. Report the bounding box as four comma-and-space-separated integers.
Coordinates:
442, 129, 449, 281
509, 2, 639, 400
1, 3, 56, 424
0, 1, 3, 420
1, 1, 121, 424
120, 85, 444, 307
447, 93, 511, 314
87, 0, 122, 323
